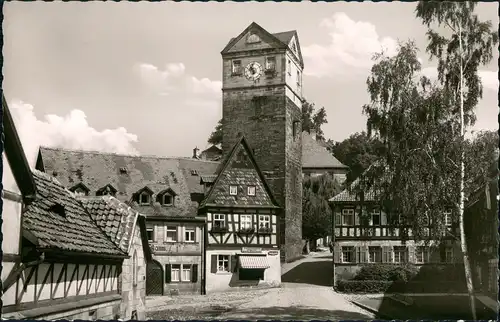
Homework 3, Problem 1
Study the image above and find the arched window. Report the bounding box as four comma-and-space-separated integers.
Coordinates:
132, 250, 138, 287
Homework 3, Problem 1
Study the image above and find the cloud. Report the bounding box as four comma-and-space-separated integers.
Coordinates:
3, 100, 140, 191
421, 67, 499, 91
303, 12, 398, 78
135, 62, 222, 96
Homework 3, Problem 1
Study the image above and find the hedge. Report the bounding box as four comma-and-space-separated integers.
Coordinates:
354, 264, 419, 282
337, 280, 468, 294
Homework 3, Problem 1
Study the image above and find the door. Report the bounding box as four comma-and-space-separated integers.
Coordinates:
146, 260, 163, 295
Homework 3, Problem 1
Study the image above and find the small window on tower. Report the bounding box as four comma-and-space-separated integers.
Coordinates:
232, 60, 242, 75
265, 57, 276, 71
287, 59, 291, 75
292, 120, 300, 140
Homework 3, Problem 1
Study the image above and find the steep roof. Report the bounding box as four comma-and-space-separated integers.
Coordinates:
329, 177, 378, 203
79, 196, 152, 261
22, 170, 126, 257
302, 131, 347, 169
201, 145, 222, 154
200, 136, 280, 209
37, 147, 219, 218
2, 94, 37, 201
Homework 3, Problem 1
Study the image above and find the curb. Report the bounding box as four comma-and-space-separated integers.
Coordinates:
349, 300, 393, 320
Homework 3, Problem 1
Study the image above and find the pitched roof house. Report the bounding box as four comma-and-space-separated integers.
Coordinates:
1, 96, 150, 320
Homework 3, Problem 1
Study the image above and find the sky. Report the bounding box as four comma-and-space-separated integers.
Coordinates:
2, 1, 499, 174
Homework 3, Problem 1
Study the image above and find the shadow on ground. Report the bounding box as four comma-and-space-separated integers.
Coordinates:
217, 306, 372, 320
282, 260, 333, 286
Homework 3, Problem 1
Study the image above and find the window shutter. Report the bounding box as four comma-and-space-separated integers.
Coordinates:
177, 226, 182, 242
165, 264, 171, 283
409, 246, 416, 263
335, 213, 341, 226
211, 255, 217, 273
230, 255, 238, 273
387, 246, 393, 263
355, 211, 360, 226
334, 245, 341, 263
381, 212, 387, 225
360, 246, 368, 263
355, 247, 361, 263
191, 264, 198, 283
194, 227, 198, 243
225, 215, 228, 229
382, 246, 388, 263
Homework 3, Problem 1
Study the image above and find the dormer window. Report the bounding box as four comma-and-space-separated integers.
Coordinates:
191, 170, 198, 176
119, 167, 128, 174
69, 183, 90, 196
96, 184, 117, 197
247, 186, 256, 196
156, 188, 177, 207
229, 185, 238, 196
139, 192, 150, 205
50, 203, 66, 218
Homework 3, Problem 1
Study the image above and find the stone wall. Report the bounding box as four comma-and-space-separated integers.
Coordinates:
43, 300, 121, 320
120, 225, 147, 320
222, 86, 303, 263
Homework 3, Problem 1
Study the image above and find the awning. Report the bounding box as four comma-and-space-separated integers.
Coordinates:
239, 256, 270, 269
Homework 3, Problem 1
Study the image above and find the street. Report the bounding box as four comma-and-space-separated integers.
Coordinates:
147, 250, 375, 320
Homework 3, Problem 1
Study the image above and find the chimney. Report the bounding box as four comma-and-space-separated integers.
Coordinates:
192, 147, 200, 159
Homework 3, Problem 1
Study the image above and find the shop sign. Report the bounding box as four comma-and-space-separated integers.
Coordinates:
241, 247, 262, 254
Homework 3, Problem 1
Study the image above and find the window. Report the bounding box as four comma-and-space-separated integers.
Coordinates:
171, 264, 181, 282
132, 250, 138, 287
341, 246, 355, 263
146, 228, 154, 242
165, 226, 177, 242
287, 59, 291, 75
247, 186, 256, 196
240, 215, 252, 229
258, 215, 270, 229
247, 33, 261, 43
185, 227, 195, 243
296, 70, 301, 87
217, 255, 230, 272
368, 246, 382, 263
74, 187, 87, 196
162, 194, 173, 206
131, 311, 137, 320
416, 246, 430, 264
444, 247, 454, 263
229, 185, 238, 196
213, 214, 226, 228
232, 60, 242, 75
181, 265, 191, 281
342, 209, 355, 226
139, 192, 150, 205
265, 56, 276, 71
292, 121, 299, 140
393, 246, 407, 263
444, 210, 452, 227
371, 209, 381, 226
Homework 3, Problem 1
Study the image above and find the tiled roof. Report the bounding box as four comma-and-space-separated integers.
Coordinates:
79, 196, 140, 253
202, 145, 222, 154
201, 136, 279, 208
22, 170, 126, 256
37, 147, 219, 218
302, 131, 347, 169
329, 178, 377, 203
272, 31, 295, 45
200, 174, 217, 184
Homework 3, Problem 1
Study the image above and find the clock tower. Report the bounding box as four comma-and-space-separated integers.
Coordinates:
221, 22, 304, 262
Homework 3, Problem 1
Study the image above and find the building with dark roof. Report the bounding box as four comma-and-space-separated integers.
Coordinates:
1, 95, 150, 320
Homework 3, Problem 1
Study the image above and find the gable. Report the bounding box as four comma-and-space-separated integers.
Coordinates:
222, 22, 286, 54
201, 137, 278, 208
2, 153, 20, 194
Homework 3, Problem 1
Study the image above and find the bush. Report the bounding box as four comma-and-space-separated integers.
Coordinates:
413, 264, 465, 282
337, 280, 392, 293
354, 264, 418, 282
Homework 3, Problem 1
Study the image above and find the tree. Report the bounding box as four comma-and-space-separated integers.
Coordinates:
302, 174, 343, 252
207, 119, 223, 146
415, 3, 498, 318
207, 98, 328, 145
328, 132, 385, 184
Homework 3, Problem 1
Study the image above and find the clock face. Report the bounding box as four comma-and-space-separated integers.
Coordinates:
244, 62, 263, 81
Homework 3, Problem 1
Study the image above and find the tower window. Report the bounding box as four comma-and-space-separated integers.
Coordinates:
232, 60, 242, 75
265, 56, 276, 71
292, 120, 300, 140
287, 59, 291, 75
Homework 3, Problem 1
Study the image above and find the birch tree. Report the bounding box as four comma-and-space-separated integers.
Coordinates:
416, 2, 498, 318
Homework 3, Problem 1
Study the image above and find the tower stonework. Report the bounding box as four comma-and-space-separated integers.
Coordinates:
221, 22, 304, 262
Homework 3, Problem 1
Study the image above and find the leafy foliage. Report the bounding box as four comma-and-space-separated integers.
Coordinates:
328, 132, 385, 184
207, 119, 223, 146
302, 174, 342, 241
354, 264, 419, 282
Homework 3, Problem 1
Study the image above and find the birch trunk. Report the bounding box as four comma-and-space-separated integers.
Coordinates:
458, 22, 477, 320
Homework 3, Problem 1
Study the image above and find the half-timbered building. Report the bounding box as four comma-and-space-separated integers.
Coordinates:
329, 175, 462, 283
198, 136, 282, 293
35, 148, 218, 296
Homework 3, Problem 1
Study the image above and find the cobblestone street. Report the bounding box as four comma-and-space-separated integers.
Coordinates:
147, 251, 375, 320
